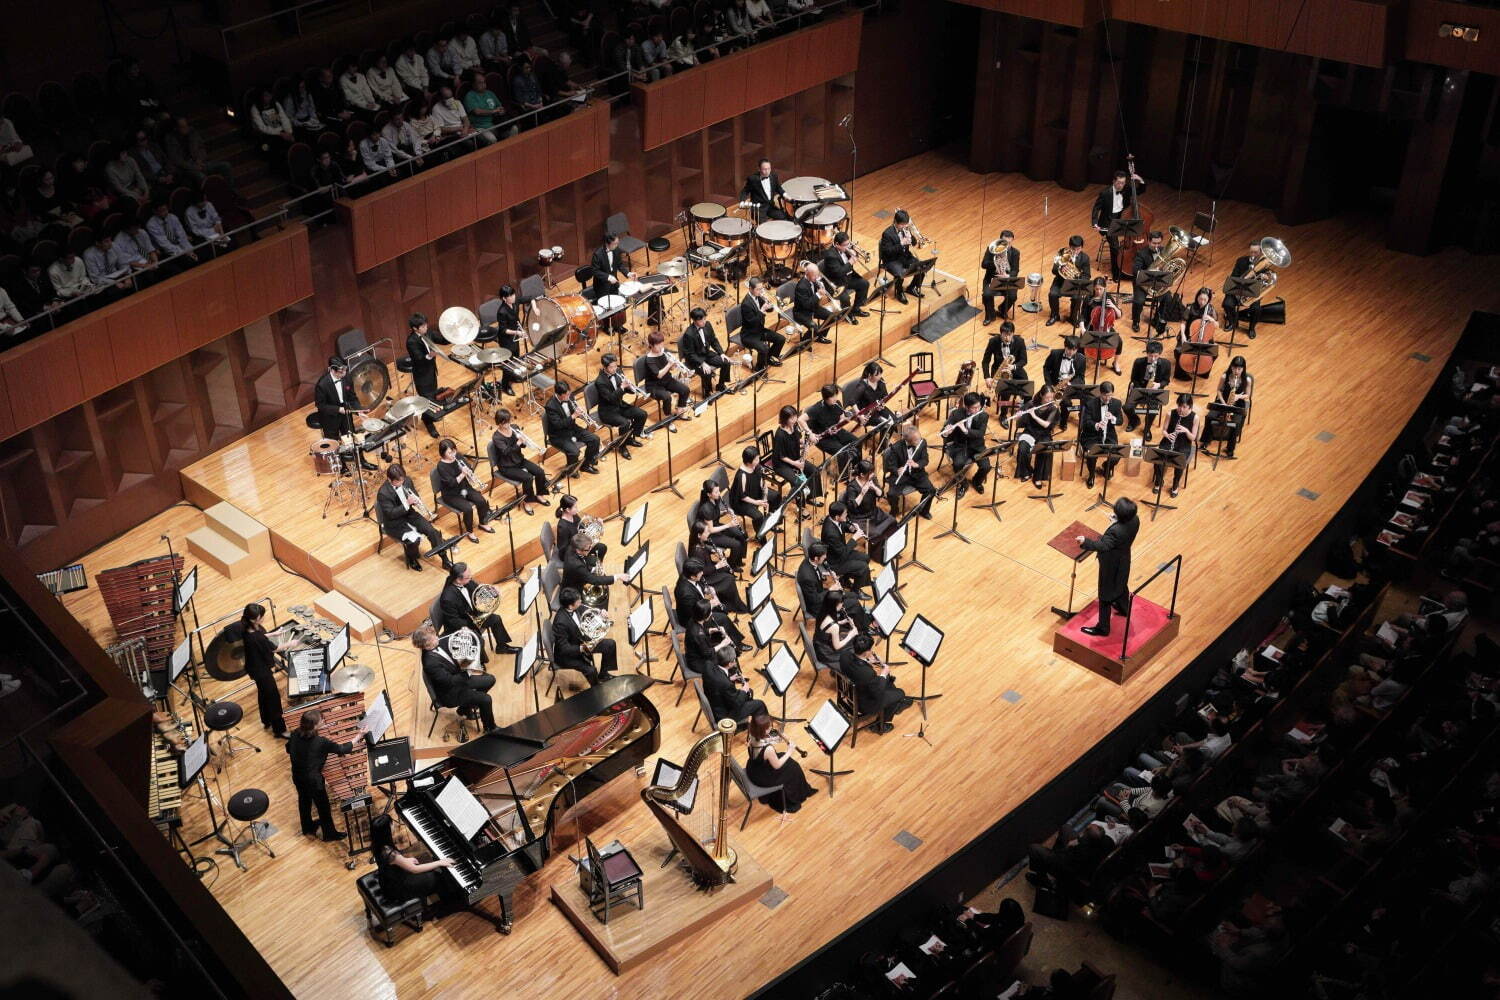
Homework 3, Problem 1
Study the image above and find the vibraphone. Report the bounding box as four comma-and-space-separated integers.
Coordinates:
98, 555, 183, 674
285, 692, 373, 855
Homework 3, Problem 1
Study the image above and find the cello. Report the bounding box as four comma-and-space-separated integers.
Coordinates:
1176, 289, 1220, 378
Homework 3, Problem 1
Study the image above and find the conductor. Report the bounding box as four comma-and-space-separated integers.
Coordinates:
1077, 497, 1140, 637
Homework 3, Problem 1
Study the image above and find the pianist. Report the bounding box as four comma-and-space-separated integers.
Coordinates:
371, 813, 457, 905
413, 625, 497, 730
286, 709, 355, 841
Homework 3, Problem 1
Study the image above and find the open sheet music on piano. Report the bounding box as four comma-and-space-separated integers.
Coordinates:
435, 775, 490, 842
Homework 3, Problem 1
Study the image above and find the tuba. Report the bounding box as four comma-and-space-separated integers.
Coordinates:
1152, 225, 1193, 279
1224, 236, 1290, 308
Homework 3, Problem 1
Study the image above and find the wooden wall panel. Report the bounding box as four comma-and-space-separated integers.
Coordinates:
702, 51, 751, 130
70, 315, 117, 399
1405, 1, 1500, 73
502, 128, 553, 208
472, 142, 510, 219
3, 335, 83, 429
173, 263, 241, 353
424, 159, 478, 240
371, 185, 429, 268
944, 0, 1094, 26
1106, 0, 1395, 68
106, 294, 179, 385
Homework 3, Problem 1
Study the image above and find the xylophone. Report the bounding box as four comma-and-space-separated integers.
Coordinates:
98, 555, 183, 674
284, 692, 370, 804
148, 726, 191, 831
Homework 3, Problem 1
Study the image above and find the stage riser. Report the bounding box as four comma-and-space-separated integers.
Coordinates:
1054, 614, 1181, 683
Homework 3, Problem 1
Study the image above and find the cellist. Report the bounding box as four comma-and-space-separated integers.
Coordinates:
1174, 287, 1220, 380
1082, 276, 1123, 377
1091, 158, 1147, 282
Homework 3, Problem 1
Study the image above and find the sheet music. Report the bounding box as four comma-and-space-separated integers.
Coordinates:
752, 533, 776, 573
752, 601, 781, 647
747, 570, 772, 611
628, 598, 653, 645
873, 560, 896, 601
435, 775, 490, 842
883, 523, 908, 566
180, 735, 209, 787
520, 566, 540, 614
759, 502, 784, 540
326, 624, 350, 671
360, 690, 392, 743
174, 567, 197, 612
623, 544, 648, 583
651, 760, 698, 813
872, 591, 905, 638
903, 615, 944, 665
515, 631, 538, 683
622, 503, 648, 546
809, 700, 850, 751
169, 636, 192, 682
765, 644, 799, 694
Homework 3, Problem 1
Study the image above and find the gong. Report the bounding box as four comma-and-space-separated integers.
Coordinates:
203, 626, 247, 681
349, 358, 391, 411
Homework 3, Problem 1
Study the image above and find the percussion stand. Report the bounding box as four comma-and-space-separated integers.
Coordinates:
1084, 443, 1128, 513
1023, 278, 1046, 351
336, 454, 381, 537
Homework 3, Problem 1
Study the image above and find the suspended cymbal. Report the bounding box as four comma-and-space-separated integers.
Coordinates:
476, 346, 513, 366
657, 257, 689, 278
385, 396, 428, 422
439, 306, 481, 346
330, 662, 375, 693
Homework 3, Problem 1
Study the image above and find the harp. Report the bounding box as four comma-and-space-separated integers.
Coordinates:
640, 719, 738, 887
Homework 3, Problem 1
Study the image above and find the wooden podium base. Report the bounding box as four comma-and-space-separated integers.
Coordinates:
1053, 597, 1180, 684
551, 844, 773, 974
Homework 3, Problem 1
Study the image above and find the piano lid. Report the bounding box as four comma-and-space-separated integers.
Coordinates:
450, 675, 656, 769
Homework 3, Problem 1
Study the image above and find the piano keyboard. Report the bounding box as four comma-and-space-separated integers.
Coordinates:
398, 799, 484, 894
36, 563, 88, 596
286, 645, 329, 697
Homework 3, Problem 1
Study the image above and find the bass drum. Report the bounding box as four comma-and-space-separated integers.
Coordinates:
527, 294, 596, 359
203, 626, 247, 681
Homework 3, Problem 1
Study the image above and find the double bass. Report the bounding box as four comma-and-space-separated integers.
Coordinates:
1120, 153, 1152, 260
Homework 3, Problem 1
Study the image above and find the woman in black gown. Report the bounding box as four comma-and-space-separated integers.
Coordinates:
690, 520, 748, 613
744, 711, 817, 814
221, 602, 298, 738
370, 814, 457, 903
694, 479, 748, 568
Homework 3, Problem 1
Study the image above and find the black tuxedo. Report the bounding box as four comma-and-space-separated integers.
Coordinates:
1043, 348, 1085, 430
439, 579, 511, 650
820, 517, 871, 590
979, 245, 1021, 321
593, 370, 646, 440
1127, 356, 1172, 434
407, 331, 438, 398
702, 664, 764, 724
590, 245, 630, 298
821, 246, 870, 310
740, 171, 787, 221
1080, 512, 1139, 628
562, 544, 613, 599
313, 371, 355, 438
1224, 253, 1264, 333
543, 396, 599, 468
878, 224, 923, 295
1048, 250, 1091, 320
422, 643, 496, 730
737, 292, 785, 368
1079, 396, 1125, 481
943, 407, 991, 486
883, 437, 935, 508
792, 276, 833, 330
982, 334, 1027, 382
795, 558, 828, 618
1092, 180, 1145, 281
376, 481, 441, 564
551, 607, 616, 682
839, 649, 906, 722
1130, 246, 1159, 324
679, 322, 731, 395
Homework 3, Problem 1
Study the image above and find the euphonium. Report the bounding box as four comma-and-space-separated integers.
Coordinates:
1055, 249, 1080, 280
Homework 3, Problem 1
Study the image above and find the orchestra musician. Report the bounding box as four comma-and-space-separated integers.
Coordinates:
593, 354, 648, 459
822, 232, 871, 318
690, 523, 751, 614
1012, 386, 1059, 489
792, 261, 836, 335
850, 361, 894, 428
377, 463, 443, 571
982, 320, 1027, 394
814, 590, 865, 670
554, 493, 601, 561
551, 587, 617, 685
842, 459, 896, 545
745, 711, 818, 814
435, 438, 494, 541
405, 313, 442, 437
1077, 497, 1140, 638
640, 330, 694, 415
1125, 340, 1172, 440
1175, 287, 1219, 379
590, 231, 634, 298
821, 501, 873, 592
805, 384, 858, 477
484, 284, 526, 393
980, 230, 1021, 325
740, 157, 788, 222
221, 602, 293, 738
1042, 336, 1086, 431
883, 423, 936, 518
1047, 235, 1091, 327
702, 646, 766, 726
1212, 355, 1251, 459
1083, 276, 1124, 376
681, 607, 735, 693
1091, 166, 1146, 282
1080, 381, 1125, 490
543, 382, 601, 474
941, 391, 992, 498
773, 405, 823, 505
675, 558, 749, 641
680, 307, 733, 397
695, 479, 748, 568
314, 356, 376, 468
729, 446, 782, 532
285, 708, 356, 840
1223, 241, 1264, 339
1153, 394, 1198, 498
562, 528, 624, 605
488, 408, 550, 515
878, 209, 927, 305
438, 561, 516, 654
1130, 231, 1164, 332
841, 633, 910, 733
800, 546, 874, 633
738, 276, 787, 370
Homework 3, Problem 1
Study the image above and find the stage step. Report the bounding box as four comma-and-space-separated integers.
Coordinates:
186, 526, 254, 580
204, 501, 272, 563
314, 590, 380, 642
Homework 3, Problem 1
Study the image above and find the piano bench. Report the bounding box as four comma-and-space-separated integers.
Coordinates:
356, 871, 426, 947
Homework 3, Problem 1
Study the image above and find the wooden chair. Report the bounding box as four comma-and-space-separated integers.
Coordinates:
579, 836, 644, 924
992, 923, 1033, 980
908, 351, 940, 412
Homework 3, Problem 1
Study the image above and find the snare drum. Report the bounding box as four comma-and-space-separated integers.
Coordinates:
595, 293, 627, 330
689, 202, 726, 243
711, 216, 753, 252
310, 438, 341, 475
754, 220, 802, 269
528, 294, 596, 358
797, 204, 847, 249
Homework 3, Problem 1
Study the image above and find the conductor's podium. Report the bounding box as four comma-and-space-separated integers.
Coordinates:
1054, 597, 1180, 684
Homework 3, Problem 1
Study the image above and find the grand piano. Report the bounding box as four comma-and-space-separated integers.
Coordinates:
396, 675, 660, 932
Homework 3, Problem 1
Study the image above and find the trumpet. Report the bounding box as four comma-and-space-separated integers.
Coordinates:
456, 456, 487, 493
662, 350, 694, 381
514, 425, 543, 452
402, 484, 433, 519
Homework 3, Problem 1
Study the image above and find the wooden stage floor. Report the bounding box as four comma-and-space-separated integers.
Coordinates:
57, 149, 1500, 1000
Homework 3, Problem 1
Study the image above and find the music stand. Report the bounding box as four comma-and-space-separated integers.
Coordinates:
752, 529, 781, 580
627, 596, 655, 678
1134, 269, 1173, 341
997, 378, 1034, 435
1081, 330, 1121, 384
647, 409, 690, 499
871, 588, 907, 667
873, 559, 897, 602
621, 502, 648, 550
622, 541, 650, 606
1027, 439, 1073, 513
988, 275, 1023, 323
1048, 521, 1100, 619
697, 382, 736, 471
514, 631, 541, 712
1060, 276, 1091, 327
1203, 402, 1241, 469
750, 599, 782, 651
806, 699, 853, 797
1178, 341, 1218, 399
900, 614, 944, 726
1084, 442, 1128, 512
971, 441, 1013, 522
1220, 275, 1259, 350
1141, 445, 1187, 520
1125, 386, 1168, 439
758, 640, 805, 725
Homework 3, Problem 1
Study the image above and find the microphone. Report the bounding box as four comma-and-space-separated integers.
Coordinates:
837, 114, 853, 128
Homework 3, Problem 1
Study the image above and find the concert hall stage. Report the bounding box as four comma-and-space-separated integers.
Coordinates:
56, 150, 1498, 1000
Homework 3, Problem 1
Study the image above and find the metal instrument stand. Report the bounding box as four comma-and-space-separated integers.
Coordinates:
1084, 443, 1128, 512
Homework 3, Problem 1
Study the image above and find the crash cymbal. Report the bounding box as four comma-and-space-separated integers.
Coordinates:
476, 346, 513, 366
385, 396, 428, 422
330, 662, 375, 694
657, 256, 689, 278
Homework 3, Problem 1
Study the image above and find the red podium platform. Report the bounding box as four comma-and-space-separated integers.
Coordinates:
1054, 597, 1180, 684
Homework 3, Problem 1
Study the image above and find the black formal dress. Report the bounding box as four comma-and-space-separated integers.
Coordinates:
1175, 302, 1220, 379
423, 641, 496, 730
694, 497, 748, 567
737, 291, 786, 368
1125, 355, 1172, 435
680, 322, 732, 396
839, 649, 908, 724
821, 246, 869, 310
593, 370, 647, 440
878, 224, 923, 297
979, 244, 1021, 322
1213, 371, 1250, 458
1047, 250, 1091, 322
222, 621, 284, 735
820, 517, 871, 591
313, 370, 355, 439
286, 728, 354, 836
1080, 511, 1139, 630
641, 353, 691, 409
841, 478, 895, 547
551, 607, 617, 683
439, 579, 512, 650
376, 481, 442, 564
740, 171, 787, 222
1154, 409, 1195, 491
1014, 401, 1058, 483
488, 430, 547, 499
486, 301, 526, 388
728, 464, 780, 532
745, 735, 817, 813
773, 425, 821, 499
543, 396, 600, 469
673, 575, 746, 642
1079, 395, 1125, 481
850, 377, 894, 428
435, 458, 491, 533
805, 398, 856, 472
